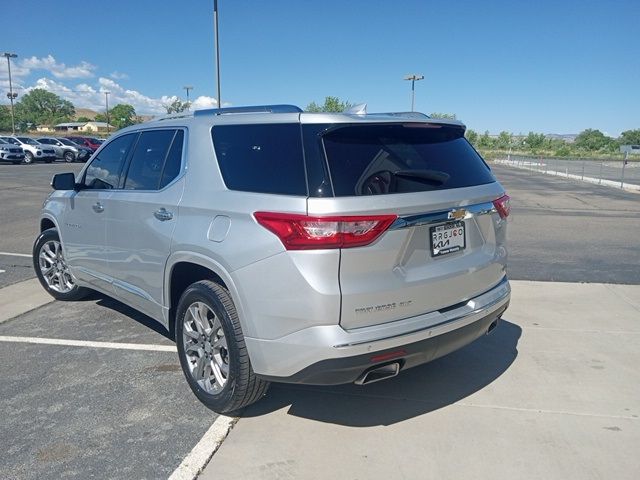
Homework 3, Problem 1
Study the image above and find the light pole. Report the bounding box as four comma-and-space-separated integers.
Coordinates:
3, 52, 18, 134
213, 0, 221, 107
183, 85, 193, 110
104, 91, 110, 134
404, 74, 424, 112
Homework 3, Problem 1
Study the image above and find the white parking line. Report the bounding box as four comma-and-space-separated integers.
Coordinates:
0, 335, 176, 352
0, 252, 32, 258
168, 415, 237, 480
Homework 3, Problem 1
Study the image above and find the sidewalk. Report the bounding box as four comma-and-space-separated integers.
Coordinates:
199, 280, 640, 480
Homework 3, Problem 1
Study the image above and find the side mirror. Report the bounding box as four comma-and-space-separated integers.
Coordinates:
51, 172, 77, 191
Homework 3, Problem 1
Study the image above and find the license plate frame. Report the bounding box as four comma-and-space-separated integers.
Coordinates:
429, 221, 466, 257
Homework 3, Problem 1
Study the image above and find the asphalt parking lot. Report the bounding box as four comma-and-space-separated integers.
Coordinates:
0, 162, 639, 479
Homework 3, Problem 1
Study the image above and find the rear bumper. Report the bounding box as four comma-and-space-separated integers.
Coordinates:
247, 277, 510, 384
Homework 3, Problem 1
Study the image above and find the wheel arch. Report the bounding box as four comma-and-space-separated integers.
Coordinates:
165, 252, 249, 339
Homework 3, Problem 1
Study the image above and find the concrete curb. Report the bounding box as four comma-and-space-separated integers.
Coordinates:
0, 278, 54, 325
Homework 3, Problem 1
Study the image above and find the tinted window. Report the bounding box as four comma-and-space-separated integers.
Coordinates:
212, 124, 307, 196
37, 138, 51, 144
84, 133, 137, 189
123, 130, 176, 190
317, 124, 495, 196
159, 130, 184, 189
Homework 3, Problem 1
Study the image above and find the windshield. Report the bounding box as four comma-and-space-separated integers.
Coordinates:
17, 137, 40, 145
1, 138, 19, 145
315, 123, 495, 196
58, 138, 76, 146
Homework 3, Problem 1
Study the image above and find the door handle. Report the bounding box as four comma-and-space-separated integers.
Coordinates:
92, 202, 104, 213
153, 208, 173, 221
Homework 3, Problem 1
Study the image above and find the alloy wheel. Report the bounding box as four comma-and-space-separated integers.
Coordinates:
182, 301, 229, 394
38, 240, 75, 293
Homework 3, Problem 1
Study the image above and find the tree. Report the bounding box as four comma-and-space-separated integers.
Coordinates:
496, 131, 513, 149
76, 116, 91, 123
618, 129, 640, 146
478, 130, 494, 149
524, 132, 546, 151
108, 104, 137, 129
574, 129, 613, 151
94, 113, 107, 123
0, 105, 12, 132
14, 88, 75, 126
305, 96, 353, 113
465, 129, 478, 145
165, 99, 190, 114
429, 112, 456, 120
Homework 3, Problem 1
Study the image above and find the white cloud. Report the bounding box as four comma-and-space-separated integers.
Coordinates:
18, 55, 96, 79
110, 71, 129, 80
190, 96, 220, 109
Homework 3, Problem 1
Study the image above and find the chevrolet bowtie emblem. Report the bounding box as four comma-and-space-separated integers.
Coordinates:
448, 209, 467, 220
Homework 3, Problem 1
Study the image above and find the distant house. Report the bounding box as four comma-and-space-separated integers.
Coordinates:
36, 125, 55, 133
53, 121, 114, 133
54, 122, 86, 132
80, 122, 113, 133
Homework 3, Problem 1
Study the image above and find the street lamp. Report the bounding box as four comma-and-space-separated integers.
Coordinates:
3, 52, 18, 134
403, 74, 424, 112
213, 0, 221, 107
183, 85, 193, 110
104, 91, 111, 134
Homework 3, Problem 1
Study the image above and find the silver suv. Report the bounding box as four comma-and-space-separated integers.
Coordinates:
34, 104, 511, 413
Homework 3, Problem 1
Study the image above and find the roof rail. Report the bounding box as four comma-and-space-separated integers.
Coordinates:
149, 112, 194, 122
193, 104, 302, 117
369, 111, 431, 119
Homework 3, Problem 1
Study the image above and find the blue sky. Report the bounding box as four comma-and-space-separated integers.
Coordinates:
1, 0, 638, 135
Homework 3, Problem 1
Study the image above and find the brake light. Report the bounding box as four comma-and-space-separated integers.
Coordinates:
493, 194, 511, 219
254, 212, 397, 250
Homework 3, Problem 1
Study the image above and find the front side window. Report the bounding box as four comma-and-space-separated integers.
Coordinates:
123, 129, 182, 190
84, 133, 137, 189
37, 138, 51, 144
212, 123, 307, 196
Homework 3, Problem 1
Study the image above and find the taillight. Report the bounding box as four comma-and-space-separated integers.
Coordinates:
493, 194, 511, 219
254, 212, 397, 250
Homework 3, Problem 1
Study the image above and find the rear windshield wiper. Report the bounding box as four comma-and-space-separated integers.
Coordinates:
393, 169, 450, 185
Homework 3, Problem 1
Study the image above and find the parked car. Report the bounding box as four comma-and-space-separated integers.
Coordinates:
0, 136, 57, 164
34, 104, 511, 413
64, 136, 102, 152
36, 137, 92, 162
0, 138, 25, 164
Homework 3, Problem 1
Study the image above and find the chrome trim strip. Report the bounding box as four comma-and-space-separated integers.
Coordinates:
389, 201, 496, 230
333, 280, 509, 348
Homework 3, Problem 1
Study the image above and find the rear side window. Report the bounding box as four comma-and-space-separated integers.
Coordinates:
84, 133, 137, 189
317, 123, 495, 196
123, 129, 181, 190
212, 124, 307, 196
160, 130, 184, 189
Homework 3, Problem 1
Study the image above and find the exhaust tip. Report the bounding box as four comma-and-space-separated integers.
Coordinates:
355, 362, 401, 386
487, 318, 500, 335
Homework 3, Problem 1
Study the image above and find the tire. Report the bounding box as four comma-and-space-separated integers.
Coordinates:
45, 158, 53, 164
24, 151, 33, 164
175, 280, 269, 413
33, 228, 90, 301
63, 151, 75, 163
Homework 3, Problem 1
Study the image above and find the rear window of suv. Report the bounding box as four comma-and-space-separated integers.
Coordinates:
317, 123, 495, 196
212, 124, 307, 196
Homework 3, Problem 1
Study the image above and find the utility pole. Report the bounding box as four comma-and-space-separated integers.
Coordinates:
213, 0, 221, 107
404, 74, 424, 112
3, 52, 18, 135
104, 91, 110, 135
183, 85, 193, 110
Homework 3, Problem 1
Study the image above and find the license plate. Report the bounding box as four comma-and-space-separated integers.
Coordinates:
430, 221, 465, 257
